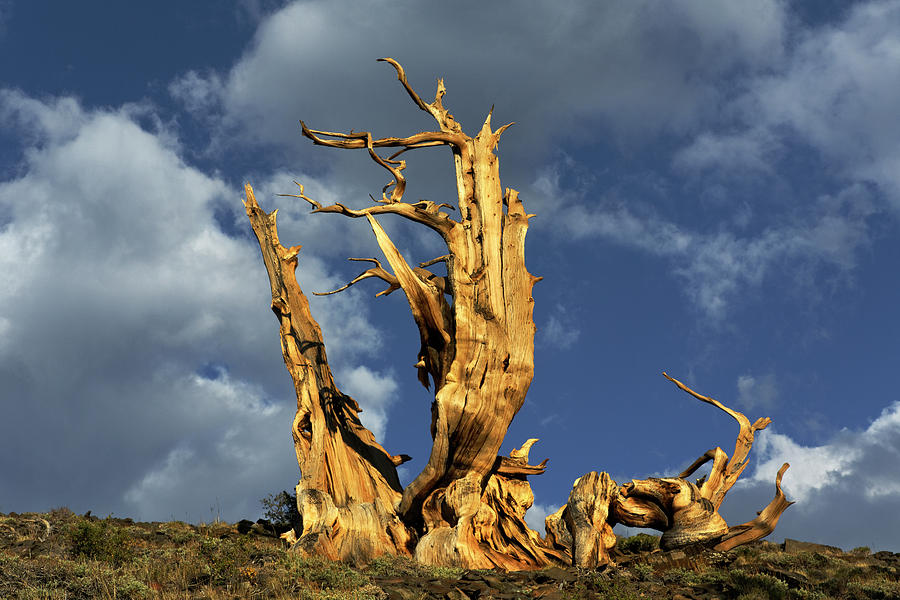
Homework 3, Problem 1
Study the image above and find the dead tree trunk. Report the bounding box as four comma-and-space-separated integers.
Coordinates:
552, 373, 794, 567
243, 59, 791, 569
246, 58, 559, 568
245, 187, 413, 562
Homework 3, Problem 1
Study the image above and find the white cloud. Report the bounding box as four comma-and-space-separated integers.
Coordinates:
123, 371, 294, 522
0, 90, 393, 522
748, 430, 862, 503
679, 0, 900, 211
168, 70, 224, 117
525, 502, 558, 533
673, 128, 778, 173
736, 373, 779, 411
174, 0, 787, 173
717, 402, 900, 550
533, 161, 875, 321
750, 402, 900, 502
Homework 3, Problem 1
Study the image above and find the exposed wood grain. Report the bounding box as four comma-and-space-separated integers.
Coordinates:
243, 59, 792, 569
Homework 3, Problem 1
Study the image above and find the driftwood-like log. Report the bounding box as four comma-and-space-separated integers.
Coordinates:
564, 472, 619, 567
557, 373, 793, 566
243, 59, 792, 570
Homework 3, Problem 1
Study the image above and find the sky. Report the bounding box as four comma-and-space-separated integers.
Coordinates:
1, 0, 899, 552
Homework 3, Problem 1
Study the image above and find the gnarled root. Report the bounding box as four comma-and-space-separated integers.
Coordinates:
290, 484, 414, 566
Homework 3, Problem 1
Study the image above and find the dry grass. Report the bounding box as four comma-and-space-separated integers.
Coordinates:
1, 510, 898, 599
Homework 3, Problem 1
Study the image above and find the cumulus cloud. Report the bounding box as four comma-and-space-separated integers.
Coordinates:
673, 128, 779, 173
122, 371, 294, 521
168, 70, 225, 117
173, 0, 787, 183
169, 0, 887, 329
0, 90, 394, 522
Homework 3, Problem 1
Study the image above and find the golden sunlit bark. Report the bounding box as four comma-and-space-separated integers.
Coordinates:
244, 59, 792, 568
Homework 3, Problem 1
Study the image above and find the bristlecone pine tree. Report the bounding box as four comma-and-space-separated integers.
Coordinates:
243, 59, 794, 569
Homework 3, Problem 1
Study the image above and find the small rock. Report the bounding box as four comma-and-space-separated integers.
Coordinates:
385, 587, 423, 600
236, 519, 254, 534
446, 587, 470, 600
477, 573, 505, 588
538, 566, 576, 582
783, 538, 843, 555
423, 581, 453, 596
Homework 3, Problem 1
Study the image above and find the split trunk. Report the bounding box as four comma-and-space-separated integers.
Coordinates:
243, 59, 793, 569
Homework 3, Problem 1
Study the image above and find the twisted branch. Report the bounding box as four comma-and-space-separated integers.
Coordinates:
278, 182, 456, 237
714, 462, 794, 551
663, 372, 771, 510
377, 57, 462, 133
314, 258, 401, 298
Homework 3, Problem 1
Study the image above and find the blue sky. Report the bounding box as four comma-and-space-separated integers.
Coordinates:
1, 1, 899, 552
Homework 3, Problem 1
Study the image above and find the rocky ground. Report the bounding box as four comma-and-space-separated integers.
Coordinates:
1, 509, 899, 599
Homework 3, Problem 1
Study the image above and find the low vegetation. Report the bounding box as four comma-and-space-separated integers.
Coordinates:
1, 508, 898, 599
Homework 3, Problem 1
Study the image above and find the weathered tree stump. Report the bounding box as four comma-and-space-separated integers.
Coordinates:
243, 59, 792, 569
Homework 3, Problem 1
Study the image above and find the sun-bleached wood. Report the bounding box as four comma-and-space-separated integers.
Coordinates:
244, 185, 413, 563
558, 373, 794, 566
244, 59, 792, 569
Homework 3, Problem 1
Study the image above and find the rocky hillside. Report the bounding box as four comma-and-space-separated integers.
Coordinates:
1, 509, 898, 599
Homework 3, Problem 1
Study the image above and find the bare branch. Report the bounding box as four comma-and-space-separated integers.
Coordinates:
495, 122, 515, 138
377, 57, 431, 112
314, 258, 401, 298
677, 449, 717, 479
367, 214, 451, 346
281, 180, 457, 237
714, 463, 794, 551
300, 125, 408, 203
663, 371, 747, 426
419, 255, 450, 268
277, 181, 321, 209
300, 120, 461, 205
301, 120, 461, 151
377, 57, 462, 133
411, 200, 455, 214
663, 372, 773, 510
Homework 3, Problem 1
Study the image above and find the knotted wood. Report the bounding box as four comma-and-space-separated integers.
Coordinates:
243, 59, 792, 569
244, 186, 413, 562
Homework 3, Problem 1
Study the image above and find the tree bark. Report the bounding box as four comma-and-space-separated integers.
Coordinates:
244, 186, 414, 562
243, 59, 792, 569
556, 373, 794, 567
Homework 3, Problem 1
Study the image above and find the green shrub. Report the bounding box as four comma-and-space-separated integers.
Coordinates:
298, 584, 386, 600
283, 554, 370, 590
632, 562, 655, 581
847, 578, 900, 599
730, 569, 790, 600
67, 518, 133, 565
661, 567, 698, 586
366, 553, 462, 580
617, 533, 660, 554
198, 535, 251, 585
117, 576, 151, 600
